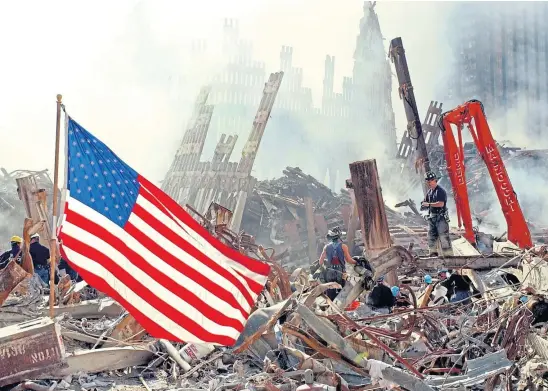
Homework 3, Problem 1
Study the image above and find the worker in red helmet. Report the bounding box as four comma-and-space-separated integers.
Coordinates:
421, 172, 452, 257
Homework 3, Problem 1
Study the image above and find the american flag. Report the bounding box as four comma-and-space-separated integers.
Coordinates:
58, 118, 270, 346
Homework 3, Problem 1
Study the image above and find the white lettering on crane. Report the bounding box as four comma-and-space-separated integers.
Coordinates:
454, 152, 465, 185
485, 143, 515, 212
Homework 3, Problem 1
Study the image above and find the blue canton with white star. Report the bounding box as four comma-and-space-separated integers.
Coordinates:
67, 118, 140, 228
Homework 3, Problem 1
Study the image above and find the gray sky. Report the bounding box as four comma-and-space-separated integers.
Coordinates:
0, 0, 453, 183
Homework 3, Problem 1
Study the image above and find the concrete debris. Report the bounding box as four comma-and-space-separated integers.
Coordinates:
0, 164, 547, 390
241, 166, 431, 271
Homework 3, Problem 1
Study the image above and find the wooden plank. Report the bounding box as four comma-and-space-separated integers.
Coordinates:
104, 314, 146, 347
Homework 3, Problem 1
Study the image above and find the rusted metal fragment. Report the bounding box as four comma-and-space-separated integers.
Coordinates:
0, 261, 30, 306
205, 202, 233, 228
349, 160, 392, 255
21, 218, 34, 275
105, 313, 146, 347
501, 307, 533, 360
0, 317, 66, 386
349, 160, 396, 285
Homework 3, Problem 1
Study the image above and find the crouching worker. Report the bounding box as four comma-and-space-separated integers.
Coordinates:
367, 276, 396, 314
318, 227, 355, 301
438, 269, 478, 305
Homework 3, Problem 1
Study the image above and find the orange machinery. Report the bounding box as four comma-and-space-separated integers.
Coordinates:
438, 100, 532, 249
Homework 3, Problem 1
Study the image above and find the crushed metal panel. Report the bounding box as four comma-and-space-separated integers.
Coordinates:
0, 317, 66, 386
425, 350, 513, 389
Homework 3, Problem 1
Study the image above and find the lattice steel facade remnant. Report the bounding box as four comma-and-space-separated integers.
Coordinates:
162, 72, 284, 231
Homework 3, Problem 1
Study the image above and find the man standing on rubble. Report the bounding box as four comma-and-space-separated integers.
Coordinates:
318, 227, 356, 300
29, 233, 50, 283
0, 235, 23, 268
421, 172, 452, 257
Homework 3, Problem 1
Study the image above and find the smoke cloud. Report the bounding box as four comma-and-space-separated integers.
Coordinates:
1, 0, 545, 241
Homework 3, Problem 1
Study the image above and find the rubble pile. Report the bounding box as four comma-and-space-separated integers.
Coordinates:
2, 232, 548, 390
241, 167, 430, 270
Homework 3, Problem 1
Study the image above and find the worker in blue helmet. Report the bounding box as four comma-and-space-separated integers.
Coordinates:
366, 275, 395, 314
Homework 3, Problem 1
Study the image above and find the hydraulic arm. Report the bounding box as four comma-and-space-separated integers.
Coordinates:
439, 100, 532, 249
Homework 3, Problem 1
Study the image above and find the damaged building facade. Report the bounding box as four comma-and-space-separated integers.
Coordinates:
179, 2, 397, 191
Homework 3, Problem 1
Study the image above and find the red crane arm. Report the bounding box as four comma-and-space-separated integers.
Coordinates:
439, 100, 532, 249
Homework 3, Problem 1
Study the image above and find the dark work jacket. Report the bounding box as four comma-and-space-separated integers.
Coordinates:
424, 185, 448, 215
29, 241, 50, 269
0, 246, 22, 269
440, 274, 476, 300
369, 284, 396, 308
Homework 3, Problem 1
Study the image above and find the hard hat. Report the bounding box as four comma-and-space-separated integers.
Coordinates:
10, 236, 22, 244
424, 171, 438, 181
424, 274, 433, 284
30, 233, 40, 240
376, 275, 385, 283
438, 268, 449, 275
326, 227, 342, 240
391, 286, 400, 297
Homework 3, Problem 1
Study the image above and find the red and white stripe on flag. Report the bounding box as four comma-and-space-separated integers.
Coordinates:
58, 175, 270, 346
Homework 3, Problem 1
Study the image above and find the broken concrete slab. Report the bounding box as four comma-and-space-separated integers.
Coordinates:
0, 317, 66, 386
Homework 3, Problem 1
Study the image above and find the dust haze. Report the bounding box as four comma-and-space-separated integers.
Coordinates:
0, 0, 543, 237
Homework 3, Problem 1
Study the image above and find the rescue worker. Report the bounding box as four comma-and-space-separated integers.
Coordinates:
421, 171, 452, 257
0, 236, 23, 268
367, 276, 395, 313
318, 227, 356, 300
438, 269, 478, 305
29, 234, 51, 283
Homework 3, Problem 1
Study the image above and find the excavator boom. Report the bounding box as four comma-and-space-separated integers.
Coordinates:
439, 100, 532, 249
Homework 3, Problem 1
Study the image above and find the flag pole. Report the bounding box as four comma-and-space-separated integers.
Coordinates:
49, 94, 63, 318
